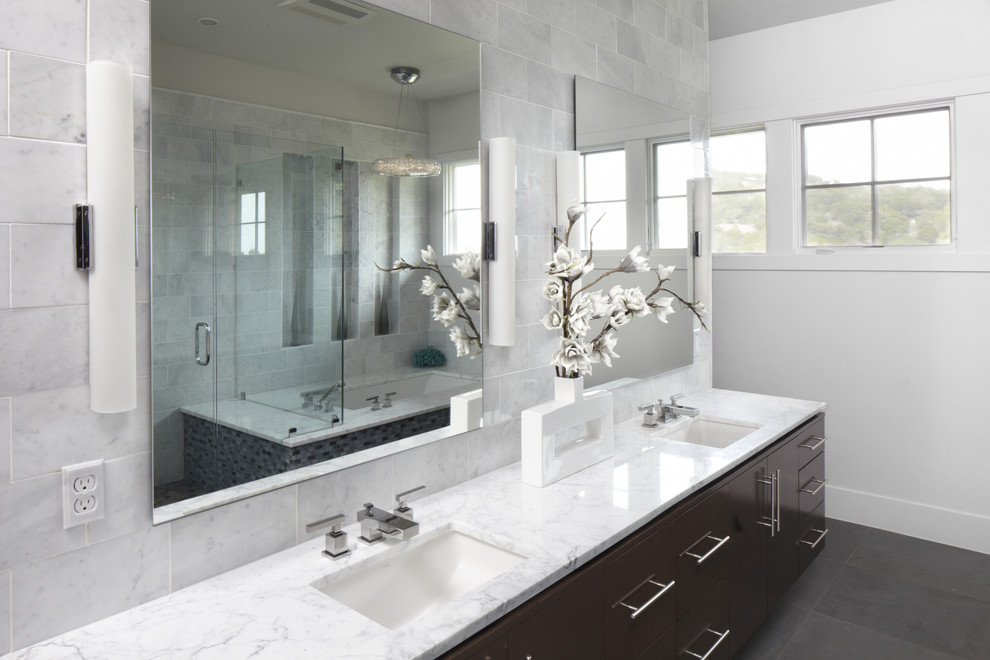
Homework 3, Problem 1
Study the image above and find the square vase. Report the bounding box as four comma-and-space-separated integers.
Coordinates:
521, 376, 615, 487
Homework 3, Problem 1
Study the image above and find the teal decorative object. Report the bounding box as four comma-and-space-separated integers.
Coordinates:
413, 346, 446, 368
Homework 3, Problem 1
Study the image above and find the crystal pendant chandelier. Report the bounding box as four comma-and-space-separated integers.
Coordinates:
372, 67, 441, 177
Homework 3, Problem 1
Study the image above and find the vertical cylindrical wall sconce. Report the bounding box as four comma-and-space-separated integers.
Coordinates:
690, 176, 712, 312
487, 137, 516, 347
555, 150, 580, 242
86, 60, 137, 413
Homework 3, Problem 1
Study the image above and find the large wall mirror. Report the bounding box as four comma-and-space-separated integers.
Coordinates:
574, 76, 702, 388
150, 0, 481, 522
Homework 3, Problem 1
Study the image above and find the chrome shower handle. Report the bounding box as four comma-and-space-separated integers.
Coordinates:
195, 322, 211, 366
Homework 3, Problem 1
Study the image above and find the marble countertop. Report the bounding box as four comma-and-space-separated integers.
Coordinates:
6, 389, 824, 660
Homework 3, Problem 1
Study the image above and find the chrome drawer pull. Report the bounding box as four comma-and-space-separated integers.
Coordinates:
615, 577, 675, 620
682, 532, 731, 565
800, 477, 827, 496
800, 435, 826, 451
682, 628, 731, 660
800, 527, 829, 549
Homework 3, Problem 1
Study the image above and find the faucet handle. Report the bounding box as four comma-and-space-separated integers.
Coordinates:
670, 393, 684, 405
366, 396, 381, 411
638, 402, 657, 412
305, 513, 345, 534
394, 484, 426, 520
305, 513, 350, 560
383, 392, 397, 408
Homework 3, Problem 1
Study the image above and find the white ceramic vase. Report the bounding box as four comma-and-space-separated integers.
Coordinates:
520, 376, 615, 487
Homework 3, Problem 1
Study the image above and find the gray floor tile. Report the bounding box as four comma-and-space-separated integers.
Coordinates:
735, 603, 809, 660
818, 517, 869, 564
780, 556, 843, 610
849, 528, 990, 604
780, 611, 965, 660
815, 564, 990, 658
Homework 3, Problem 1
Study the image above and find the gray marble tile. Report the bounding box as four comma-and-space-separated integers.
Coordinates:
0, 399, 9, 483
468, 420, 520, 478
527, 0, 576, 32
780, 611, 962, 660
392, 434, 471, 499
0, 52, 8, 136
431, 0, 498, 45
550, 27, 596, 81
10, 379, 151, 480
498, 6, 551, 64
665, 11, 693, 51
0, 0, 87, 62
574, 0, 617, 49
86, 452, 153, 544
8, 53, 86, 143
10, 224, 88, 308
481, 45, 529, 101
0, 307, 88, 397
497, 368, 552, 419
0, 473, 86, 572
0, 226, 9, 310
815, 564, 990, 658
365, 0, 430, 23
297, 458, 392, 542
170, 485, 297, 590
553, 109, 575, 152
11, 525, 169, 649
0, 569, 7, 655
526, 61, 573, 112
134, 75, 151, 151
499, 97, 554, 150
597, 0, 634, 21
617, 19, 651, 65
484, 326, 533, 378
89, 0, 150, 75
651, 34, 683, 78
0, 139, 86, 224
634, 0, 667, 37
597, 48, 637, 94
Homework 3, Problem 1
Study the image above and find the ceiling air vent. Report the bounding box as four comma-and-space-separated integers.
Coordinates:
278, 0, 375, 26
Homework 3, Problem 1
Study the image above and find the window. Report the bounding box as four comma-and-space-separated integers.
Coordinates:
580, 149, 626, 251
238, 191, 266, 255
443, 160, 481, 255
710, 129, 766, 253
801, 107, 951, 247
652, 140, 692, 250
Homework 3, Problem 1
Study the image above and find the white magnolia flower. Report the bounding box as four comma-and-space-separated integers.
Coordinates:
657, 263, 676, 280
542, 279, 563, 302
548, 245, 592, 282
568, 294, 594, 337
566, 203, 588, 225
694, 301, 708, 315
609, 285, 650, 318
553, 337, 593, 375
652, 296, 675, 323
420, 245, 437, 266
617, 246, 650, 273
609, 310, 632, 328
392, 259, 409, 269
590, 333, 620, 368
586, 290, 613, 319
449, 325, 472, 357
453, 252, 480, 281
542, 307, 564, 331
420, 275, 438, 296
432, 292, 459, 326
458, 286, 480, 311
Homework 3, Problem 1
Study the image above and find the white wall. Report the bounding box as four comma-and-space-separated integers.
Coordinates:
710, 0, 990, 553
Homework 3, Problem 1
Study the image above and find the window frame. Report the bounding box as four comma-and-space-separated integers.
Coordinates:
237, 189, 267, 256
578, 146, 629, 253
648, 136, 692, 253
798, 103, 954, 248
441, 158, 481, 257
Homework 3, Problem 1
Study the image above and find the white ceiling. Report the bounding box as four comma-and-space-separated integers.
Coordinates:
150, 0, 479, 101
708, 0, 897, 39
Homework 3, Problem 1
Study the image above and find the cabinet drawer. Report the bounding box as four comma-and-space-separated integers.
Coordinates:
795, 415, 826, 469
677, 581, 730, 660
674, 488, 730, 618
606, 521, 677, 660
798, 452, 826, 519
799, 502, 829, 573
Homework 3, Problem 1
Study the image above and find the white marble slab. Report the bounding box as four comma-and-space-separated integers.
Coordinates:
4, 389, 824, 660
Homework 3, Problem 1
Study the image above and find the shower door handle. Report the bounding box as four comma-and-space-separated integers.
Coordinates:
194, 322, 211, 366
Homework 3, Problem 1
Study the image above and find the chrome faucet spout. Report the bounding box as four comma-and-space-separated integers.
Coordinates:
659, 393, 701, 423
357, 502, 419, 544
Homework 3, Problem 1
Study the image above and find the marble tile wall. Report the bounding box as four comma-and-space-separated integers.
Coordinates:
0, 0, 709, 652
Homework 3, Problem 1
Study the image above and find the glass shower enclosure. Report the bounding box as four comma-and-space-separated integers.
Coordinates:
152, 131, 345, 507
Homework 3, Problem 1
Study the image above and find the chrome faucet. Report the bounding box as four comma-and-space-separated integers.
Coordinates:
357, 501, 420, 544
305, 513, 350, 560
300, 382, 344, 412
659, 393, 700, 423
638, 402, 660, 427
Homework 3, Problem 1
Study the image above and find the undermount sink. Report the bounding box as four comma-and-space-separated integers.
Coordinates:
311, 528, 526, 630
657, 417, 761, 449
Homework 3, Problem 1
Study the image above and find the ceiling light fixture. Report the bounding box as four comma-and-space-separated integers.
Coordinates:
372, 67, 441, 178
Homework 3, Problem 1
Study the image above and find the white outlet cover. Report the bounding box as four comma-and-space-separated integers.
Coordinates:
62, 459, 106, 529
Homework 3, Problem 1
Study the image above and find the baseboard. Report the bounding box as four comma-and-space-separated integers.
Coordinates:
827, 484, 990, 555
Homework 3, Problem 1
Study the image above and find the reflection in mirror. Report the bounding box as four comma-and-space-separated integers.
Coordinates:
150, 0, 481, 521
574, 76, 701, 388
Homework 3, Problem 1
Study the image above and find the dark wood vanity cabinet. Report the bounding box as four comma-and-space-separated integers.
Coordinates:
443, 414, 826, 660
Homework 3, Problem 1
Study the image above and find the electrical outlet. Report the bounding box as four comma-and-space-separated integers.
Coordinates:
62, 459, 105, 529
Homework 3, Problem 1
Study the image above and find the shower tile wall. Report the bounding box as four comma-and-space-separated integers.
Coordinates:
151, 89, 436, 484
0, 0, 709, 652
